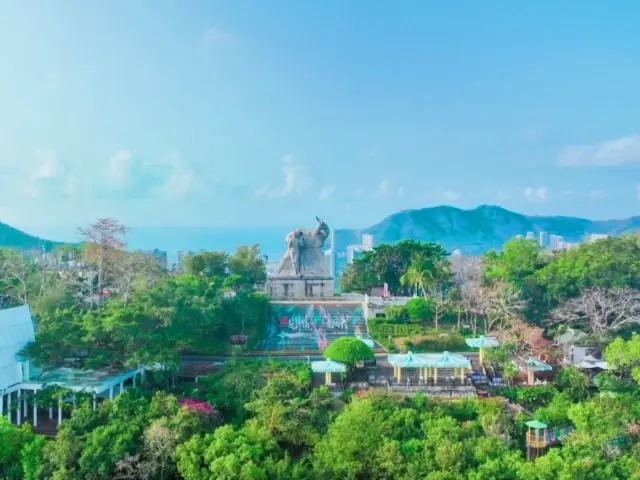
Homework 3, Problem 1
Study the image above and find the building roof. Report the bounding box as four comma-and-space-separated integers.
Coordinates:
387, 351, 471, 368
311, 360, 347, 373
555, 328, 588, 345
465, 336, 500, 349
0, 305, 35, 391
523, 358, 553, 372
387, 351, 432, 368
525, 420, 548, 429
20, 367, 141, 394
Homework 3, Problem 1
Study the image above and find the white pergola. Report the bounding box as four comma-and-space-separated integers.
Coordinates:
1, 366, 144, 427
0, 303, 145, 427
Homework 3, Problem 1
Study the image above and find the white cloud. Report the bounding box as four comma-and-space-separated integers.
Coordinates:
202, 27, 231, 46
441, 189, 461, 202
353, 187, 365, 198
254, 185, 269, 198
31, 150, 64, 181
524, 186, 548, 202
559, 134, 640, 166
318, 185, 336, 200
256, 155, 312, 198
589, 189, 607, 199
397, 186, 405, 197
64, 176, 78, 196
106, 150, 133, 188
377, 180, 389, 197
152, 155, 195, 198
636, 184, 640, 200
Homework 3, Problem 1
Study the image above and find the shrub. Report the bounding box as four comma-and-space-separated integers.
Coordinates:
324, 337, 375, 366
411, 334, 469, 353
404, 297, 434, 323
383, 305, 408, 323
495, 385, 559, 409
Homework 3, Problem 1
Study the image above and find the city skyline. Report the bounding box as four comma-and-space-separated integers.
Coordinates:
1, 2, 639, 230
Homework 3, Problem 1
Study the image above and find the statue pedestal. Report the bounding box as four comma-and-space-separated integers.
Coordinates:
267, 276, 334, 299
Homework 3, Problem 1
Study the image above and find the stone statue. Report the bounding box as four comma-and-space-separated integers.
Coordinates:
274, 217, 331, 277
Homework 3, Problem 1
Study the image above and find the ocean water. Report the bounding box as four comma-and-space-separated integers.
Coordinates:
28, 226, 292, 266
26, 224, 364, 267
124, 226, 290, 262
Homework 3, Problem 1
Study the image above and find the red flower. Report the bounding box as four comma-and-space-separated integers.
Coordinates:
178, 398, 218, 415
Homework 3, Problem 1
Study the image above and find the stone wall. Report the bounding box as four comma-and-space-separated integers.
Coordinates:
267, 277, 334, 299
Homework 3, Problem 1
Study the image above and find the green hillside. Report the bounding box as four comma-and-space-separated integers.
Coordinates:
335, 205, 640, 255
0, 222, 62, 251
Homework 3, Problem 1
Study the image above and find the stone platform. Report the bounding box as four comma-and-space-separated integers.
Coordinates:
266, 276, 334, 299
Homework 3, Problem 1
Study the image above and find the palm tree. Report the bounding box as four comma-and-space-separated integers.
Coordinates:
400, 256, 433, 298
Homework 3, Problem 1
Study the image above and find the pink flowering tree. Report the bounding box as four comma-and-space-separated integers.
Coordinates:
178, 398, 218, 416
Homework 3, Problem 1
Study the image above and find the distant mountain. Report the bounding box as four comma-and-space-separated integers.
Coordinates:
0, 222, 62, 251
333, 205, 640, 255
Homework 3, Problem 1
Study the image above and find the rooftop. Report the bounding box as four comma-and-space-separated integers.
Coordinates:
20, 367, 141, 394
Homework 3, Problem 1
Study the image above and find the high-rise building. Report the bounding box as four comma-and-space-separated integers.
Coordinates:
361, 234, 374, 251
324, 249, 337, 291
177, 250, 194, 272
550, 235, 564, 251
587, 233, 609, 243
539, 231, 549, 248
515, 234, 523, 239
526, 231, 535, 240
346, 245, 363, 264
142, 249, 168, 269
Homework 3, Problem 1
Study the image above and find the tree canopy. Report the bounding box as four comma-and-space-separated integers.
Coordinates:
323, 337, 375, 367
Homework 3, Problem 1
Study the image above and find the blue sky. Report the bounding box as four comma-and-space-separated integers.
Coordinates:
1, 1, 639, 233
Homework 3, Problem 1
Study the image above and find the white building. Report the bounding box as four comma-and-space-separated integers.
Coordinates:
526, 231, 535, 240
539, 231, 549, 248
0, 305, 143, 428
587, 233, 609, 243
0, 305, 36, 394
550, 234, 564, 250
346, 244, 364, 264
361, 234, 374, 251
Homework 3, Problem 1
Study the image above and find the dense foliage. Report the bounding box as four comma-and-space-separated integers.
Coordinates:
340, 240, 449, 297
3, 220, 640, 478
2, 360, 640, 479
322, 337, 375, 367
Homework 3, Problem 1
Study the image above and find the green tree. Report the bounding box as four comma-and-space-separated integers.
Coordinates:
184, 251, 229, 278
341, 241, 448, 296
227, 245, 267, 291
323, 337, 374, 368
483, 238, 546, 322
404, 297, 434, 323
384, 304, 409, 323
0, 418, 43, 480
554, 367, 590, 401
537, 237, 640, 307
605, 335, 640, 384
175, 423, 290, 480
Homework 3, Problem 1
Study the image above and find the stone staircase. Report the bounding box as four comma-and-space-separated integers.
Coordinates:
257, 303, 376, 353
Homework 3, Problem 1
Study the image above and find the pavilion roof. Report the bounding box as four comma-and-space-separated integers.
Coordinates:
427, 351, 471, 368
523, 358, 553, 372
465, 336, 499, 349
311, 360, 347, 373
387, 351, 471, 368
387, 351, 432, 368
525, 420, 548, 429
